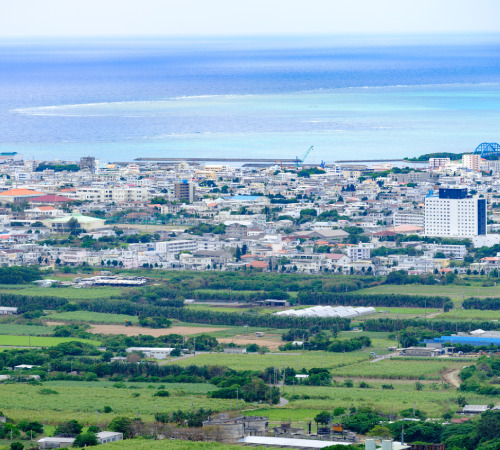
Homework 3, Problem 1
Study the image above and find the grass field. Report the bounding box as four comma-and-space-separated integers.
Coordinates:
0, 382, 236, 425
0, 285, 123, 299
0, 335, 100, 347
437, 308, 500, 322
0, 323, 55, 336
246, 382, 499, 420
330, 358, 469, 380
357, 284, 500, 304
47, 311, 140, 324
175, 351, 368, 371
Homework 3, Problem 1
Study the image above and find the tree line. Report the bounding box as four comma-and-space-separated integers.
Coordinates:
295, 291, 454, 310
462, 297, 500, 310
364, 318, 500, 333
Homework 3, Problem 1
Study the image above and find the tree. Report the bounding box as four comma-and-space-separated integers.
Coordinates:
477, 411, 500, 442
314, 411, 331, 425
108, 417, 134, 438
235, 245, 241, 261
67, 217, 79, 232
10, 443, 23, 450
74, 432, 98, 447
54, 420, 83, 436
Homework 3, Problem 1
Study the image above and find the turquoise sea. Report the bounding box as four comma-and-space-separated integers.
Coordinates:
1, 35, 500, 162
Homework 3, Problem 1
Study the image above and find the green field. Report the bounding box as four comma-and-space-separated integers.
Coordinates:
0, 335, 100, 347
0, 285, 123, 299
437, 308, 500, 322
47, 311, 140, 324
246, 382, 499, 420
175, 351, 368, 371
330, 358, 470, 380
0, 323, 55, 336
0, 381, 235, 425
357, 284, 500, 304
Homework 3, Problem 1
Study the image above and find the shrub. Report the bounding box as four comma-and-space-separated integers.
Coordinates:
153, 390, 170, 397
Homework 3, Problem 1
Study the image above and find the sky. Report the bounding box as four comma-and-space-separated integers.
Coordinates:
2, 0, 500, 37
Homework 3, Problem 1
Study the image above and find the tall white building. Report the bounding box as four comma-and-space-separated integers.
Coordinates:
424, 188, 486, 237
462, 154, 481, 171
347, 245, 371, 262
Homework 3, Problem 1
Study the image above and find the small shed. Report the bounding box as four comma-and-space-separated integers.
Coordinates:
97, 431, 123, 444
224, 347, 247, 354
37, 437, 75, 449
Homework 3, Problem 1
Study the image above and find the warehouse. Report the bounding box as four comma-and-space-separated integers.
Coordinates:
126, 347, 174, 359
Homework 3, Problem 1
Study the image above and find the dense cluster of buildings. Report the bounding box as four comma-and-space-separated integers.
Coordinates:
0, 152, 498, 275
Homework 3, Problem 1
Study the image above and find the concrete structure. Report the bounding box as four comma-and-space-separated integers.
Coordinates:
37, 437, 75, 449
0, 188, 45, 203
96, 431, 123, 444
43, 213, 106, 232
0, 306, 18, 315
463, 154, 481, 171
429, 157, 450, 169
393, 213, 425, 228
202, 414, 268, 443
174, 180, 196, 203
401, 347, 442, 357
79, 156, 96, 171
347, 245, 370, 262
125, 347, 175, 359
424, 188, 486, 237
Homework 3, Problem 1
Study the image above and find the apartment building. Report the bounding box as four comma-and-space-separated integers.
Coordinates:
424, 188, 486, 237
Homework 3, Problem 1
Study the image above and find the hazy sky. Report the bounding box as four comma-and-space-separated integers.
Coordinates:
2, 0, 500, 37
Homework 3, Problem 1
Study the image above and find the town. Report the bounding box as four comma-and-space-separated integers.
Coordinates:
0, 147, 499, 450
0, 147, 498, 274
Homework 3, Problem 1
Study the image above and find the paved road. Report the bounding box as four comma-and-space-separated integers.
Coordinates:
370, 352, 397, 363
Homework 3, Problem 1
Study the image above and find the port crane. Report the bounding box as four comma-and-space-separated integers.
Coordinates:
295, 146, 314, 169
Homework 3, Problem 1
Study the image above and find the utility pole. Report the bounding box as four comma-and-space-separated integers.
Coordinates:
236, 388, 239, 412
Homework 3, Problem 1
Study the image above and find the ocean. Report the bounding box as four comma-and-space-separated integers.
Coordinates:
1, 35, 500, 163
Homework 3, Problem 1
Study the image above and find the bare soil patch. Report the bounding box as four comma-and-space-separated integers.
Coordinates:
44, 321, 66, 326
88, 324, 228, 337
217, 336, 282, 350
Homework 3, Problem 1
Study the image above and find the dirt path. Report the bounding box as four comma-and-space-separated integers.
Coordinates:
442, 369, 461, 388
217, 336, 282, 351
87, 324, 229, 337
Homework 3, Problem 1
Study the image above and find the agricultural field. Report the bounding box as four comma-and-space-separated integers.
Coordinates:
357, 283, 500, 303
437, 308, 500, 322
175, 351, 369, 371
0, 381, 236, 425
330, 357, 471, 380
246, 382, 499, 420
0, 285, 123, 299
0, 323, 55, 336
0, 335, 100, 347
47, 311, 140, 324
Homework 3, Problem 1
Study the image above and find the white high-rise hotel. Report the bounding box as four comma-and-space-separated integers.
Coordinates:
424, 188, 486, 237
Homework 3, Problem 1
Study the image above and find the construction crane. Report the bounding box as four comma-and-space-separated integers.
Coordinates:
295, 146, 314, 169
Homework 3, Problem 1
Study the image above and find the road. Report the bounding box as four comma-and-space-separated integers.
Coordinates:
370, 352, 397, 363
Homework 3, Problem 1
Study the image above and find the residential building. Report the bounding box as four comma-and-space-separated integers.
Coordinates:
392, 212, 425, 227
424, 188, 486, 237
463, 154, 481, 171
174, 180, 196, 203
